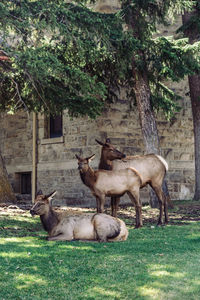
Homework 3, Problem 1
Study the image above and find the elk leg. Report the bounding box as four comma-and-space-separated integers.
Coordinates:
151, 185, 166, 226
99, 195, 105, 213
111, 196, 120, 217
48, 233, 73, 241
127, 190, 143, 228
164, 195, 169, 224
96, 197, 101, 213
136, 205, 143, 228
134, 205, 143, 228
158, 202, 164, 225
96, 231, 107, 243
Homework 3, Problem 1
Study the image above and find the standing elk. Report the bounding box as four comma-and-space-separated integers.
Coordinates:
76, 154, 144, 228
96, 138, 169, 226
30, 191, 128, 242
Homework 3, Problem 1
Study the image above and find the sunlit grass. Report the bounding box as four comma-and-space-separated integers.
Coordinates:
1, 210, 200, 299
89, 286, 120, 298
15, 274, 47, 289
139, 286, 164, 299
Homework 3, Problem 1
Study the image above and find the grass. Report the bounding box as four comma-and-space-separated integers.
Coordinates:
1, 207, 200, 300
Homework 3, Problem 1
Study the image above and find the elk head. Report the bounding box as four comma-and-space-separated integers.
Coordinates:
30, 191, 57, 217
95, 138, 126, 161
75, 154, 95, 173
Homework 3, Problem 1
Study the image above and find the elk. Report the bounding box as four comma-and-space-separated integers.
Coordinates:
96, 138, 169, 226
30, 191, 128, 242
76, 154, 144, 228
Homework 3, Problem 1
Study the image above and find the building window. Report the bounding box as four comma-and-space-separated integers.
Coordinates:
42, 113, 64, 144
44, 114, 63, 139
14, 172, 31, 194
50, 114, 63, 138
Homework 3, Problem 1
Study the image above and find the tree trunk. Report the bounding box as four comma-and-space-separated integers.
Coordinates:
189, 75, 200, 200
0, 152, 16, 203
182, 8, 200, 200
132, 69, 161, 208
127, 0, 171, 207
132, 58, 170, 207
132, 67, 160, 153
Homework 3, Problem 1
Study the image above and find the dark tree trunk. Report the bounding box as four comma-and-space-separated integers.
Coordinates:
0, 152, 16, 203
189, 75, 200, 200
132, 58, 170, 208
124, 2, 171, 208
182, 8, 200, 200
132, 66, 160, 154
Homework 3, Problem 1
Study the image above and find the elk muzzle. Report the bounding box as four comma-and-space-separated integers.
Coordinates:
30, 208, 37, 217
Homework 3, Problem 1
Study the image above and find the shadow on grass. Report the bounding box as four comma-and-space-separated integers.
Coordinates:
1, 214, 200, 299
0, 215, 42, 238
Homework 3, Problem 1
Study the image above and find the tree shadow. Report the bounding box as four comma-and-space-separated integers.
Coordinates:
1, 214, 200, 299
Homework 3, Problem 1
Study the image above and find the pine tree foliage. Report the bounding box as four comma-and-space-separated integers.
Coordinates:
0, 0, 122, 117
0, 0, 200, 119
120, 0, 200, 118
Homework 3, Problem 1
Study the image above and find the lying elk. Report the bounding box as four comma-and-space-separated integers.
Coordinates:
76, 154, 143, 228
96, 138, 169, 226
30, 191, 128, 242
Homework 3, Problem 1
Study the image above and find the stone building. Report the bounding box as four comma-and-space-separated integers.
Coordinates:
0, 1, 195, 207
0, 80, 195, 207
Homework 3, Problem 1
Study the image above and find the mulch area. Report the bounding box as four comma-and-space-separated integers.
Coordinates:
1, 201, 200, 226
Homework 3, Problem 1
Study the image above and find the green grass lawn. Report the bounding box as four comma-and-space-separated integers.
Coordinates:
1, 208, 200, 300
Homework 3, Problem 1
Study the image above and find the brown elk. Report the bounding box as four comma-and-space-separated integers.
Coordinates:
30, 191, 128, 242
76, 154, 144, 228
96, 138, 169, 226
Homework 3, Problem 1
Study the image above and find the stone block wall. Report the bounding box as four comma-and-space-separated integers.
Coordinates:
0, 84, 195, 207
0, 1, 195, 206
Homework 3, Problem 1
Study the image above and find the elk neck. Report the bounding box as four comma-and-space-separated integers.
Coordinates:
40, 207, 59, 234
98, 153, 112, 170
80, 166, 97, 188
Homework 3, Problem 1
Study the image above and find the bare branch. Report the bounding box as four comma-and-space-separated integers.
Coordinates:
11, 78, 29, 114
25, 71, 49, 111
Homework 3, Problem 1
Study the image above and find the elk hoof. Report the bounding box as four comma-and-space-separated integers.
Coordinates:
98, 238, 107, 243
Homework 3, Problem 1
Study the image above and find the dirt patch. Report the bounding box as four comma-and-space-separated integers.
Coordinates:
116, 204, 200, 226
0, 203, 30, 217
1, 201, 200, 226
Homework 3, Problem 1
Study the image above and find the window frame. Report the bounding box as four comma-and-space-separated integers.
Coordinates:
42, 113, 64, 145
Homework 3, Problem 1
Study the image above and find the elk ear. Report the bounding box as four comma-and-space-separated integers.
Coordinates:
37, 190, 43, 196
75, 154, 81, 160
46, 191, 57, 201
95, 139, 104, 146
87, 154, 95, 162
